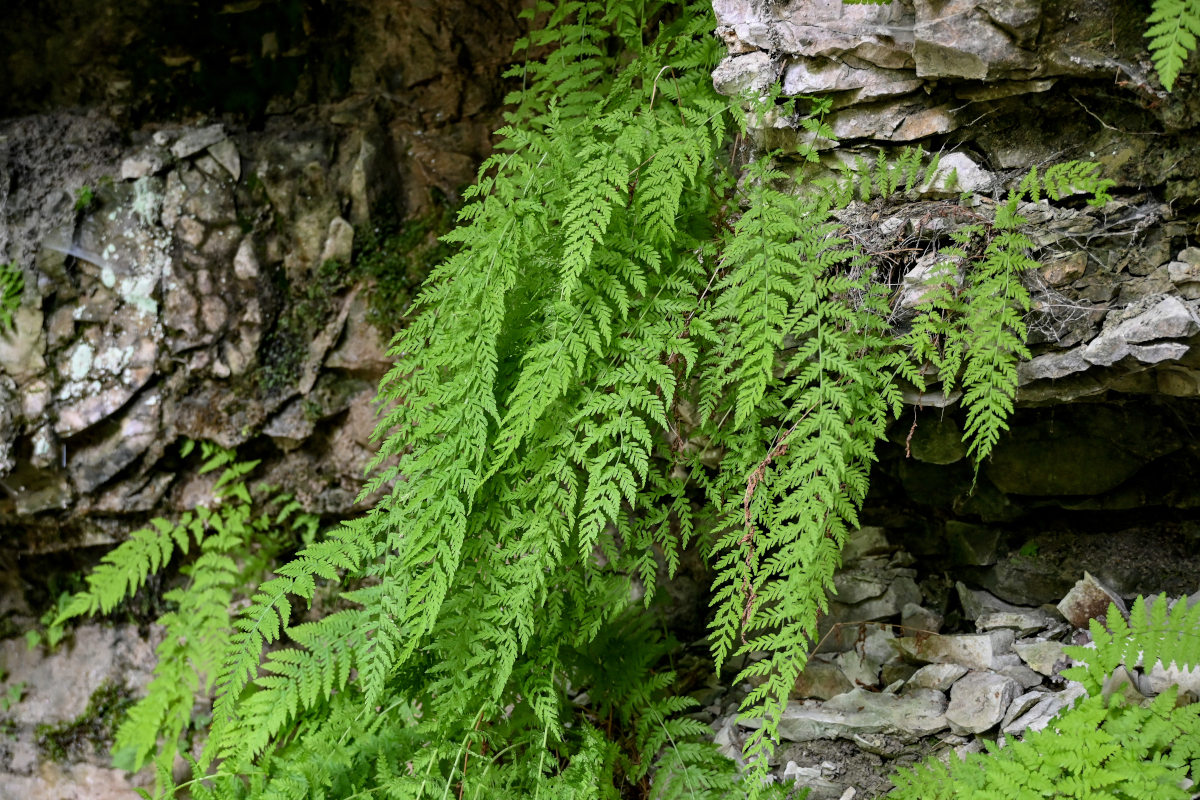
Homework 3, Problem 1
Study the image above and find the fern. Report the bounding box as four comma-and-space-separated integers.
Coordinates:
1146, 0, 1200, 91
53, 442, 317, 795
890, 595, 1200, 799
59, 4, 1123, 798
0, 261, 21, 333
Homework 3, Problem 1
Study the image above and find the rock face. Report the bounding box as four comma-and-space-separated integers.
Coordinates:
0, 0, 528, 555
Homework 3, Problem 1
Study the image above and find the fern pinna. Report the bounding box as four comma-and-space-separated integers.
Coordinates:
53, 3, 1120, 798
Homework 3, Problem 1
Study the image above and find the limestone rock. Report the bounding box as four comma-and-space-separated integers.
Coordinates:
1057, 572, 1127, 628
770, 688, 949, 742
792, 655, 855, 700
907, 663, 968, 691
170, 124, 227, 159
712, 52, 780, 95
207, 138, 241, 181
1014, 639, 1069, 677
945, 671, 1019, 734
1082, 295, 1200, 367
901, 603, 943, 634
895, 629, 1015, 672
1002, 683, 1086, 734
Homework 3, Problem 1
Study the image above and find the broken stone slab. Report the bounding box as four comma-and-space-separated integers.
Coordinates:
833, 571, 891, 604
1001, 682, 1086, 734
907, 663, 968, 691
67, 389, 161, 494
991, 654, 1045, 689
956, 582, 1030, 621
945, 671, 1019, 735
901, 602, 943, 635
120, 148, 167, 180
1144, 663, 1200, 700
828, 101, 958, 143
1017, 347, 1090, 384
767, 688, 949, 742
1013, 639, 1069, 677
781, 761, 846, 800
170, 124, 228, 159
1001, 689, 1048, 729
780, 58, 922, 102
793, 654, 855, 700
977, 609, 1056, 637
841, 526, 893, 564
895, 629, 1016, 672
1057, 572, 1127, 629
916, 152, 994, 195
1082, 295, 1200, 367
712, 52, 781, 95
207, 138, 241, 181
711, 0, 917, 71
837, 648, 882, 689
912, 0, 1039, 81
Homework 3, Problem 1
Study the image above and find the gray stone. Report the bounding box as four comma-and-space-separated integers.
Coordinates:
320, 216, 355, 265
120, 149, 166, 180
1057, 571, 1127, 629
895, 629, 1015, 671
781, 58, 922, 102
67, 390, 161, 493
945, 521, 1002, 566
837, 648, 881, 688
1013, 639, 1069, 677
1083, 296, 1200, 367
770, 688, 949, 742
916, 152, 994, 195
207, 138, 241, 181
170, 124, 227, 159
263, 399, 317, 451
907, 663, 968, 691
1001, 689, 1048, 729
991, 654, 1045, 689
712, 52, 781, 95
945, 671, 1019, 734
234, 237, 260, 280
912, 0, 1039, 80
833, 571, 890, 604
1002, 683, 1086, 734
977, 609, 1056, 637
901, 603, 943, 635
792, 654, 855, 700
829, 101, 958, 143
956, 582, 1028, 621
842, 526, 893, 564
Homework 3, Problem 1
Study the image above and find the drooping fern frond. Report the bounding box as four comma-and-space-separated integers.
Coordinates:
0, 261, 22, 333
1146, 0, 1200, 91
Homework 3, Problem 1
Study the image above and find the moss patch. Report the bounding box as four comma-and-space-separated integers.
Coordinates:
352, 196, 459, 328
36, 680, 135, 763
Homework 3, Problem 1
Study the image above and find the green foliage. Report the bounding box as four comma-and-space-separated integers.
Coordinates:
1146, 0, 1200, 91
0, 261, 21, 333
60, 4, 1118, 798
54, 441, 317, 791
889, 595, 1200, 799
74, 184, 96, 213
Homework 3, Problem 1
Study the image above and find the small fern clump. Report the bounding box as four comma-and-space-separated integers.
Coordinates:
52, 441, 317, 792
890, 595, 1200, 799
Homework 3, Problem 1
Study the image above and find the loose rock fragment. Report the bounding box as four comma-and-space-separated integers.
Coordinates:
946, 672, 1019, 735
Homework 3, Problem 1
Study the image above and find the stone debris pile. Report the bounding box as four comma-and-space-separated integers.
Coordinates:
707, 528, 1200, 799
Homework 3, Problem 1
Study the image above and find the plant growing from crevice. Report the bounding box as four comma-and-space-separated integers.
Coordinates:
0, 261, 22, 333
58, 2, 1119, 798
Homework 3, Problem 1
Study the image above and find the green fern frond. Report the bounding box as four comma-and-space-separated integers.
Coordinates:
1146, 0, 1200, 91
0, 261, 22, 333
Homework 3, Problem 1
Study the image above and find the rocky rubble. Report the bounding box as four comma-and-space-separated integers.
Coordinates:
707, 527, 1200, 798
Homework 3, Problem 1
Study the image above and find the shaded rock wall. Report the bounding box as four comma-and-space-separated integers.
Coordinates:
0, 0, 528, 558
